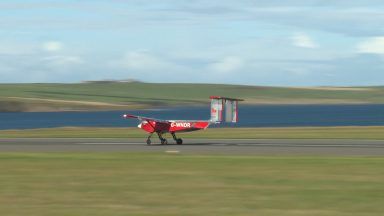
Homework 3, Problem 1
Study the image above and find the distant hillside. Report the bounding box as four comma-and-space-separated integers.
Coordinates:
0, 82, 383, 112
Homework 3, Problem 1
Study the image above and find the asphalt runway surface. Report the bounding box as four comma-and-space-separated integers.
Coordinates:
1, 138, 384, 155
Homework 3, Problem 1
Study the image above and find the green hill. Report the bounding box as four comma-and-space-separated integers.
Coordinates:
0, 82, 383, 112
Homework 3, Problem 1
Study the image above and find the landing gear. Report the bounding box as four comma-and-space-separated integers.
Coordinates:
146, 132, 168, 145
157, 132, 168, 145
146, 133, 153, 145
172, 133, 183, 145
146, 132, 167, 145
146, 138, 152, 145
161, 139, 168, 145
176, 138, 183, 145
146, 132, 183, 145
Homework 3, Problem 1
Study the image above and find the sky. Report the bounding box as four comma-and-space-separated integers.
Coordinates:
1, 0, 384, 86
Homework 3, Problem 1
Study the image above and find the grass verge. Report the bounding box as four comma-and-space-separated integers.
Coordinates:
0, 152, 383, 216
1, 126, 384, 139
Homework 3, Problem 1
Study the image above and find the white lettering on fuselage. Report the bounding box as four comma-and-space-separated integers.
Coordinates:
171, 122, 191, 128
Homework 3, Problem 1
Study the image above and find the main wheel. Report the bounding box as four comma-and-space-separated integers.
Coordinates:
176, 138, 183, 145
161, 139, 168, 145
146, 139, 151, 145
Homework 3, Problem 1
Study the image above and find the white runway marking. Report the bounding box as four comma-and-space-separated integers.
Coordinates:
165, 150, 180, 154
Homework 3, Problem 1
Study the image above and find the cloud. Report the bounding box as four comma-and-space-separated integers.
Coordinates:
2, 1, 384, 37
209, 56, 244, 73
357, 37, 384, 54
0, 53, 87, 83
292, 33, 318, 48
42, 55, 83, 66
0, 39, 87, 82
110, 50, 181, 73
2, 1, 384, 85
42, 41, 63, 52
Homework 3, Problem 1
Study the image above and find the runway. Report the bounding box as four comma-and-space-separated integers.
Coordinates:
1, 138, 384, 155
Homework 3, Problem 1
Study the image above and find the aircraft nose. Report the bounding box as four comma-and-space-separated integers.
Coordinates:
138, 123, 142, 128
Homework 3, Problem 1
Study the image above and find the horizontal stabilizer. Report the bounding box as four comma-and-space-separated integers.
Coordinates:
210, 96, 244, 101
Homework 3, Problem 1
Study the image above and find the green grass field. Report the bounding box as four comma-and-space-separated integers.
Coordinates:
1, 126, 384, 140
0, 152, 383, 216
1, 82, 384, 111
2, 126, 383, 215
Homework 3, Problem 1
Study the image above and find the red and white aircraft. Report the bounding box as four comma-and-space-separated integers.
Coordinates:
123, 96, 243, 145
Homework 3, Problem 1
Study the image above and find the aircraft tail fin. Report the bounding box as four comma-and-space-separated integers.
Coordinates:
210, 96, 243, 123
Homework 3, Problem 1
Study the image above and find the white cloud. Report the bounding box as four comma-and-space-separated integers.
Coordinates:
111, 51, 173, 70
42, 41, 63, 52
42, 55, 83, 66
209, 56, 243, 73
292, 33, 318, 48
357, 37, 384, 54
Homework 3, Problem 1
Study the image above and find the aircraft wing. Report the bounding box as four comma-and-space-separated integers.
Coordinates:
123, 114, 170, 123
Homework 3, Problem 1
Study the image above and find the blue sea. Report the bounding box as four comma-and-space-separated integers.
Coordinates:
0, 104, 384, 130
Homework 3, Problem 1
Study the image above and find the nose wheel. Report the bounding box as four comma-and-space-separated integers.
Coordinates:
146, 138, 152, 145
146, 133, 153, 145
